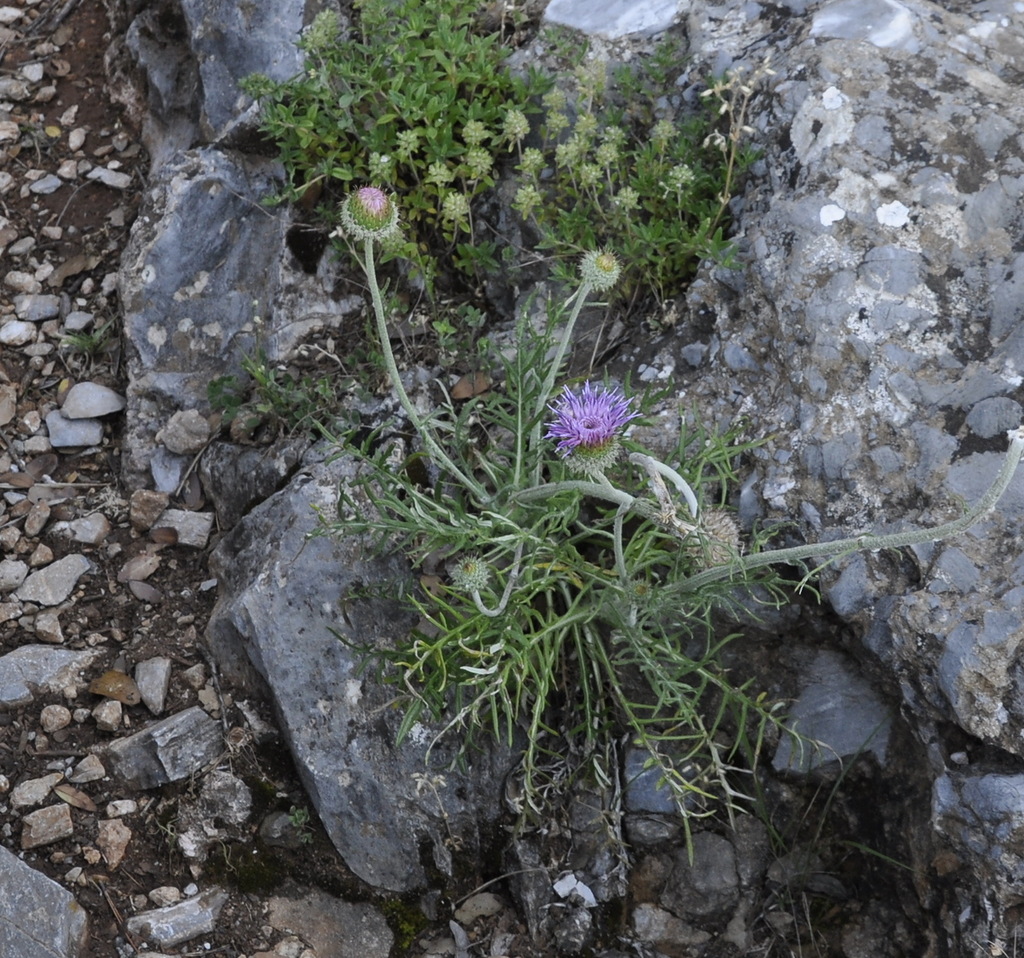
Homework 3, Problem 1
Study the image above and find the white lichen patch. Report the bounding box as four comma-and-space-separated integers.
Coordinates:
172, 270, 211, 301
819, 203, 846, 226
147, 326, 167, 350
876, 200, 910, 227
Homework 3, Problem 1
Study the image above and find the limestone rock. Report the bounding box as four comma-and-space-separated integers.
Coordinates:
100, 706, 223, 789
61, 382, 126, 418
125, 887, 228, 949
206, 453, 515, 892
156, 408, 210, 454
117, 147, 289, 489
16, 554, 91, 605
21, 803, 74, 849
0, 645, 102, 708
267, 886, 393, 958
0, 844, 89, 958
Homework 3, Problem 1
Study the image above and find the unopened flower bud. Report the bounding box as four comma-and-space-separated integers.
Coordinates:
450, 556, 492, 593
579, 250, 621, 292
339, 186, 400, 242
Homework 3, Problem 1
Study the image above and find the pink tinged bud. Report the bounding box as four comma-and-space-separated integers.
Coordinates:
340, 186, 400, 241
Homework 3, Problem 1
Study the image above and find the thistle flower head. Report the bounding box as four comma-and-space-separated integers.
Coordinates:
339, 186, 400, 242
579, 249, 621, 292
450, 555, 491, 593
545, 381, 638, 474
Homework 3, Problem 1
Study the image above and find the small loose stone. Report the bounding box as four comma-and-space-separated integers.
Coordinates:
68, 754, 106, 783
40, 704, 72, 732
21, 803, 74, 849
92, 698, 123, 731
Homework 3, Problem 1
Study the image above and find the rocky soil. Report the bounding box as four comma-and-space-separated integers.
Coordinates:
0, 3, 387, 957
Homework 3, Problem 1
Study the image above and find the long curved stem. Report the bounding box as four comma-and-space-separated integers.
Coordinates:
362, 239, 487, 500
675, 426, 1024, 594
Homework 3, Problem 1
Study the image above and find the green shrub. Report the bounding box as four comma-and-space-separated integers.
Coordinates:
241, 0, 547, 288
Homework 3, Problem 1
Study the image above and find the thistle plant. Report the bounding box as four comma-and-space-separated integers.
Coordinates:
324, 187, 1024, 829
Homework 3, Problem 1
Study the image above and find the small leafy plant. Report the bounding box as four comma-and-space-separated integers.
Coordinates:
319, 187, 1024, 827
241, 0, 547, 288
511, 43, 773, 302
208, 346, 344, 441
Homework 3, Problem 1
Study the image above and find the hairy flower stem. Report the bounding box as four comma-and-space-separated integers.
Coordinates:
360, 238, 487, 500
676, 425, 1024, 595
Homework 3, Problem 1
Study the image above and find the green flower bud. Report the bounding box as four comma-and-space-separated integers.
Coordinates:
450, 556, 491, 592
579, 249, 621, 292
339, 187, 400, 242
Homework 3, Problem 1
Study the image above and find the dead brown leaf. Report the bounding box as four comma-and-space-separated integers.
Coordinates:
54, 783, 98, 812
88, 670, 142, 706
451, 371, 491, 400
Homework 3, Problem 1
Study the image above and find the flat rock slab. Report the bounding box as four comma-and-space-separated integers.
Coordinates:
268, 887, 393, 958
543, 0, 680, 37
100, 706, 223, 788
0, 645, 102, 708
0, 843, 89, 958
125, 887, 228, 949
15, 553, 91, 605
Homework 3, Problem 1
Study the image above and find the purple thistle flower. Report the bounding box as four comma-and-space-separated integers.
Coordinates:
545, 382, 638, 473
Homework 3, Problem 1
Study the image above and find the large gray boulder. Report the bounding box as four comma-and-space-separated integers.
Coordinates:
118, 147, 288, 490
649, 0, 1024, 950
0, 844, 89, 958
206, 453, 515, 892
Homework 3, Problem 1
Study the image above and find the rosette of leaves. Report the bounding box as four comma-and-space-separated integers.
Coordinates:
241, 0, 547, 286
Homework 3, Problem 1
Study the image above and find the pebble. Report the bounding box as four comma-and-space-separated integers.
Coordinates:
0, 558, 28, 592
45, 409, 104, 448
40, 704, 72, 732
92, 699, 123, 731
97, 818, 132, 869
68, 754, 106, 783
34, 608, 64, 644
87, 166, 133, 190
68, 512, 112, 544
21, 63, 45, 83
61, 381, 127, 418
3, 269, 41, 293
14, 292, 60, 321
149, 886, 183, 907
64, 310, 94, 331
125, 887, 230, 949
106, 799, 138, 817
24, 500, 50, 537
135, 656, 172, 715
157, 409, 211, 454
7, 236, 35, 255
0, 645, 102, 708
15, 553, 90, 605
0, 77, 30, 100
28, 174, 63, 195
21, 803, 74, 849
153, 508, 214, 548
68, 128, 87, 151
130, 488, 170, 531
0, 320, 37, 346
0, 6, 23, 25
11, 772, 64, 809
